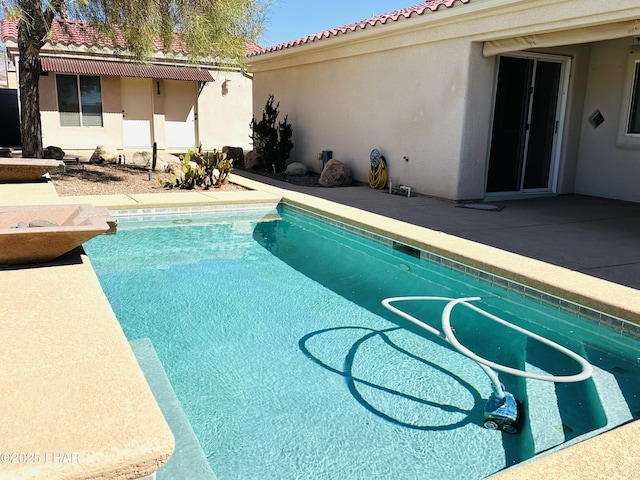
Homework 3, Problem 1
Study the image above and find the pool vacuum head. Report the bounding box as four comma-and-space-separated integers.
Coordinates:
483, 385, 521, 434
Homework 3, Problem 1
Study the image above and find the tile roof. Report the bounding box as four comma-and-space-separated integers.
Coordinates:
40, 57, 215, 82
1, 17, 188, 53
0, 18, 15, 41
252, 0, 471, 56
1, 18, 260, 56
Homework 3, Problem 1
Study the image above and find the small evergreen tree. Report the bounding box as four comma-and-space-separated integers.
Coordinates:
277, 116, 293, 169
250, 94, 293, 172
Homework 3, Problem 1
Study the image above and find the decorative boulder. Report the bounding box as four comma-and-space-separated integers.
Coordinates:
156, 153, 181, 173
285, 162, 307, 176
319, 159, 352, 187
245, 151, 264, 170
164, 158, 198, 177
131, 151, 152, 166
164, 159, 183, 177
223, 146, 245, 169
90, 145, 119, 164
43, 145, 65, 160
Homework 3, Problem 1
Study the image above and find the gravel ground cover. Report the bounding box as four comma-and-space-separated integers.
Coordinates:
51, 162, 246, 196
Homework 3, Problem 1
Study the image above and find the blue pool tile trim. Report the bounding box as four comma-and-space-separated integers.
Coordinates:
283, 203, 640, 341
111, 202, 279, 219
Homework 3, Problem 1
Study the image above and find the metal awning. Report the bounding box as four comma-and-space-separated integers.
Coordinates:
40, 57, 214, 82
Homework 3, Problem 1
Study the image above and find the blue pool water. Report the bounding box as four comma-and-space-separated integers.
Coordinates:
85, 206, 640, 479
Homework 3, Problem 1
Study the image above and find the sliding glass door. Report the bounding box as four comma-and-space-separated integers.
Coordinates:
487, 55, 568, 194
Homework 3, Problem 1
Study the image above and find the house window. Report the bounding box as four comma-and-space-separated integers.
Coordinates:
56, 74, 103, 127
628, 62, 640, 134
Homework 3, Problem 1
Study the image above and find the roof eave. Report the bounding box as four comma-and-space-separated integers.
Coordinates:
249, 0, 504, 71
250, 0, 487, 59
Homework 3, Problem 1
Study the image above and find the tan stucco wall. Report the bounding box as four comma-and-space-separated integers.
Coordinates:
6, 69, 17, 89
156, 79, 196, 151
153, 79, 167, 149
40, 74, 124, 149
458, 41, 496, 200
574, 37, 640, 203
251, 0, 640, 201
198, 70, 253, 151
253, 37, 479, 199
34, 69, 251, 154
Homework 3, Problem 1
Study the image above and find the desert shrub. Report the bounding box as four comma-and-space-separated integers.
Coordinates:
250, 94, 293, 172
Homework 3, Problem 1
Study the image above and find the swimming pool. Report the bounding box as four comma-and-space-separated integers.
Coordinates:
85, 205, 640, 479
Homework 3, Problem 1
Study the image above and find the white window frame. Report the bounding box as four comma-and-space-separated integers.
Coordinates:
617, 53, 640, 148
55, 73, 104, 128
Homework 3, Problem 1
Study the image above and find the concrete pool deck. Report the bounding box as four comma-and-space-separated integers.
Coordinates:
1, 174, 639, 479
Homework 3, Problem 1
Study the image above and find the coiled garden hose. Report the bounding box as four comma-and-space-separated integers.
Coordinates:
368, 150, 387, 189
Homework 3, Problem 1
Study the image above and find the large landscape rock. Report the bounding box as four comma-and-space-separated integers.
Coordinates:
245, 151, 263, 170
223, 146, 245, 169
164, 158, 183, 177
131, 151, 152, 167
89, 145, 119, 164
319, 159, 352, 187
43, 145, 65, 160
286, 162, 307, 176
155, 153, 180, 173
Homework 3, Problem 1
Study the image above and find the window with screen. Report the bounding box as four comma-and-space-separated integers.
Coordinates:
56, 74, 103, 127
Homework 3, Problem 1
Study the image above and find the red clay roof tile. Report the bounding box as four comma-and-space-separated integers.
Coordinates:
1, 18, 260, 56
253, 0, 471, 56
1, 18, 188, 53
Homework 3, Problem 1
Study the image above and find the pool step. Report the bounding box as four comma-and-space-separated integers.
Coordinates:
590, 364, 633, 427
524, 363, 565, 454
130, 338, 217, 480
584, 344, 637, 427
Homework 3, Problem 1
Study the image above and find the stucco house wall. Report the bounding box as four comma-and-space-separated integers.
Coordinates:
251, 0, 640, 202
39, 73, 124, 149
254, 36, 479, 199
36, 69, 253, 153
1, 18, 255, 155
575, 37, 640, 203
199, 69, 254, 151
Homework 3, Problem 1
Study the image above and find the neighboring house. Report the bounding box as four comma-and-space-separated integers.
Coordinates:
250, 0, 640, 203
1, 18, 259, 153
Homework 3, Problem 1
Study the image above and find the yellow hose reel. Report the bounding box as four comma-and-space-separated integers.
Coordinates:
368, 149, 387, 189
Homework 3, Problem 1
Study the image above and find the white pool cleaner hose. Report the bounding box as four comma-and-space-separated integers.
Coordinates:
381, 296, 593, 393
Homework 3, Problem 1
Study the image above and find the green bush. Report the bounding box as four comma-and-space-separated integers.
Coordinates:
250, 94, 293, 172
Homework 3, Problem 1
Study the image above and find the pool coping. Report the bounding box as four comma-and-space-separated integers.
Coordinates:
3, 176, 640, 479
0, 248, 175, 479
